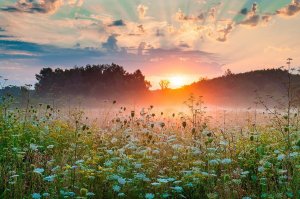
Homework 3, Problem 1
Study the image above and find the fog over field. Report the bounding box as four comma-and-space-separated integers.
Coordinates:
1, 1, 300, 199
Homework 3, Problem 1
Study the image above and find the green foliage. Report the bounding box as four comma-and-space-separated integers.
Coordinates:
0, 98, 299, 199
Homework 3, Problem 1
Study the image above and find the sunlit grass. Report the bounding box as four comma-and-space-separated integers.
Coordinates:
0, 95, 299, 199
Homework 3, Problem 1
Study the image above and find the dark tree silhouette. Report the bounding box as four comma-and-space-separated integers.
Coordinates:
159, 79, 170, 90
35, 63, 151, 98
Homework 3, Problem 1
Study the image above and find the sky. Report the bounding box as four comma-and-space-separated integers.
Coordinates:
0, 0, 300, 89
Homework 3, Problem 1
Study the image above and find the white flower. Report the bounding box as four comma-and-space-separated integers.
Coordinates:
117, 177, 126, 185
145, 193, 155, 199
221, 158, 232, 164
47, 145, 54, 149
104, 160, 113, 167
277, 154, 285, 161
209, 159, 219, 165
44, 175, 55, 182
33, 168, 44, 174
172, 186, 183, 193
113, 185, 121, 192
30, 144, 38, 151
32, 193, 41, 199
151, 182, 161, 186
258, 166, 264, 172
111, 137, 118, 143
134, 163, 142, 169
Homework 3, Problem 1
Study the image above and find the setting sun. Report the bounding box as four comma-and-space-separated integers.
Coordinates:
169, 75, 186, 88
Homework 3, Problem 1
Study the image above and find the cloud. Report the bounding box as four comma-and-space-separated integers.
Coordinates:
175, 9, 205, 22
101, 35, 119, 52
109, 19, 126, 27
239, 3, 272, 27
240, 8, 248, 15
277, 0, 300, 16
137, 42, 146, 55
240, 3, 260, 27
240, 15, 260, 27
217, 23, 233, 42
137, 4, 148, 19
1, 0, 64, 14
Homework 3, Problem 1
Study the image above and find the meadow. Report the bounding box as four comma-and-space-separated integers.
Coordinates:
0, 94, 299, 199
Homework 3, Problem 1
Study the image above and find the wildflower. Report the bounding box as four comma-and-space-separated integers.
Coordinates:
258, 166, 264, 172
117, 166, 125, 173
277, 154, 285, 161
30, 144, 38, 151
209, 159, 219, 165
87, 192, 95, 197
47, 145, 54, 149
33, 168, 44, 174
32, 193, 41, 199
151, 182, 161, 186
51, 166, 60, 172
104, 160, 113, 167
42, 193, 50, 197
44, 175, 55, 182
145, 193, 155, 199
75, 159, 84, 164
117, 177, 126, 185
134, 163, 142, 169
113, 185, 121, 192
241, 171, 249, 175
274, 150, 280, 154
173, 180, 182, 184
172, 186, 183, 193
221, 158, 232, 164
67, 192, 76, 197
289, 152, 298, 158
220, 140, 228, 146
111, 138, 118, 143
118, 193, 126, 197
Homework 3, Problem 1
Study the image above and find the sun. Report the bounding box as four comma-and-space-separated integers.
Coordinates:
169, 75, 186, 88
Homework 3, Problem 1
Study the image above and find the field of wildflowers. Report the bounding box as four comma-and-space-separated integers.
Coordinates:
0, 95, 299, 199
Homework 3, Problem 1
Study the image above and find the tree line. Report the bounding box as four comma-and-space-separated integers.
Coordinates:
34, 63, 151, 98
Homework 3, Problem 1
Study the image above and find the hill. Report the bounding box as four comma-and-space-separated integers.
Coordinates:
148, 68, 300, 107
1, 68, 300, 108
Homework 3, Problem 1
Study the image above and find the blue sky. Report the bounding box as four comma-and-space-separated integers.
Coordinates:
0, 0, 300, 88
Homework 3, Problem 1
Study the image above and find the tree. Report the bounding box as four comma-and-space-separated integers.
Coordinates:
224, 69, 233, 77
159, 80, 170, 90
34, 64, 151, 98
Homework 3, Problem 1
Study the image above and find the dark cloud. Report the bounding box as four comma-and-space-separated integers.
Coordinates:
109, 20, 126, 27
240, 15, 260, 26
102, 35, 119, 52
137, 42, 146, 55
178, 42, 190, 48
176, 9, 206, 22
277, 0, 300, 16
137, 25, 145, 33
217, 23, 233, 42
0, 39, 107, 68
240, 8, 248, 15
262, 15, 272, 23
1, 0, 62, 14
239, 3, 272, 27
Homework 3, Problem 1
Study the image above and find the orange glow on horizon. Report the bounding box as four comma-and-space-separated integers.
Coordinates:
169, 75, 187, 89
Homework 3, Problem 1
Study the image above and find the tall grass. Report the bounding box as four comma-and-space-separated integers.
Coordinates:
0, 93, 299, 199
